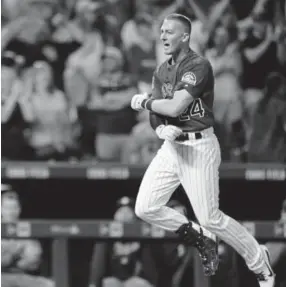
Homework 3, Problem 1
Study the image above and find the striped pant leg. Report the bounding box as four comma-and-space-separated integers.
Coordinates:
178, 134, 263, 272
135, 141, 188, 232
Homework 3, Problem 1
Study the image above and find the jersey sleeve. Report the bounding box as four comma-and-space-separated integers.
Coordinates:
175, 59, 212, 98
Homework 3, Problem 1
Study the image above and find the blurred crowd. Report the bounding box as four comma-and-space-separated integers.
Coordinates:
1, 0, 286, 163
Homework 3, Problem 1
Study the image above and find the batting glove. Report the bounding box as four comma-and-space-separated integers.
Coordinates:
130, 93, 149, 111
155, 125, 183, 141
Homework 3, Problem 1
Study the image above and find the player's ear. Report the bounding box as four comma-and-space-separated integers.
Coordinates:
182, 33, 190, 43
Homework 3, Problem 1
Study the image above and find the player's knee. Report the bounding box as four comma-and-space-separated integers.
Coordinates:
135, 203, 156, 222
199, 210, 224, 229
134, 203, 148, 220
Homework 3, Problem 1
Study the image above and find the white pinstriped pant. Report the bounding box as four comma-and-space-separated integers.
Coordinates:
135, 128, 263, 272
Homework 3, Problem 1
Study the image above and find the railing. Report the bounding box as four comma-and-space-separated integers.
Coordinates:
2, 220, 286, 287
2, 161, 286, 180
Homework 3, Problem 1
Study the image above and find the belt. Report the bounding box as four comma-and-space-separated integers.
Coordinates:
175, 132, 202, 142
175, 127, 213, 142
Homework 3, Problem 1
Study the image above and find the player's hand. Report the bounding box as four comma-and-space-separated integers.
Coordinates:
130, 93, 149, 111
155, 125, 183, 141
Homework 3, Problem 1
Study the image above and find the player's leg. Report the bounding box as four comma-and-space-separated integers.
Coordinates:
135, 141, 186, 231
179, 133, 274, 286
135, 140, 219, 276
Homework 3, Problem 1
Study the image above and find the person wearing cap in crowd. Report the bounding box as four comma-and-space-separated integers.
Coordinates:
89, 196, 156, 287
247, 72, 286, 162
93, 46, 138, 161
1, 186, 54, 287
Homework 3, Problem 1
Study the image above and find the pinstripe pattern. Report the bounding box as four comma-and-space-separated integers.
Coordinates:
135, 130, 264, 273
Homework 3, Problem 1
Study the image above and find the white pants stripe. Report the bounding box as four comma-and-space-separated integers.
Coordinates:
135, 130, 264, 272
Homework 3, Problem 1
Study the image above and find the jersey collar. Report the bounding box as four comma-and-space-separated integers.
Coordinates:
167, 49, 193, 68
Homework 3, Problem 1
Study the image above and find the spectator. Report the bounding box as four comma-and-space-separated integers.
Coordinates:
22, 61, 79, 160
1, 51, 34, 160
104, 0, 133, 44
205, 23, 245, 161
248, 72, 286, 162
89, 196, 156, 287
2, 0, 24, 20
121, 12, 154, 53
2, 13, 50, 65
1, 52, 19, 118
125, 13, 157, 94
1, 189, 54, 287
94, 46, 138, 161
2, 0, 82, 91
240, 10, 282, 141
63, 1, 106, 159
58, 0, 121, 46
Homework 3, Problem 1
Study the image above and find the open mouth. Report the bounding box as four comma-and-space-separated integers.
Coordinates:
163, 43, 170, 48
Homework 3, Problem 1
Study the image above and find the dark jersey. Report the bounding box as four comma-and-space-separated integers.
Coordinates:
109, 241, 141, 280
152, 49, 215, 132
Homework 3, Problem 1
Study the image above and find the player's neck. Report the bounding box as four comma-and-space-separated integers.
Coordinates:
171, 47, 191, 64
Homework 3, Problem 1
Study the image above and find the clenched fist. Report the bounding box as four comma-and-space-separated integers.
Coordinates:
155, 125, 183, 141
130, 93, 149, 111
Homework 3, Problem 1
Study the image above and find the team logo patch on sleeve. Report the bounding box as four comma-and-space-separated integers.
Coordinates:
181, 72, 196, 85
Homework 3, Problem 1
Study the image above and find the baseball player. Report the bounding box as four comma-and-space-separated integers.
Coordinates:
130, 13, 275, 286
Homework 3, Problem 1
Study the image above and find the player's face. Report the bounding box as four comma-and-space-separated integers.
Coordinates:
160, 19, 188, 55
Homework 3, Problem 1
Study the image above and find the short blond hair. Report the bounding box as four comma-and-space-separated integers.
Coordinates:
165, 13, 192, 34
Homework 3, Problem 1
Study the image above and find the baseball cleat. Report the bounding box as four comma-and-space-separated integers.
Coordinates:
256, 245, 275, 287
194, 229, 219, 276
175, 222, 219, 276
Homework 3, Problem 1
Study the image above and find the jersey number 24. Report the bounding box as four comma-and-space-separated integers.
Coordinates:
179, 98, 205, 121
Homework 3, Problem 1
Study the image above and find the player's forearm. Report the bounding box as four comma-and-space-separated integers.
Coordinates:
146, 99, 183, 118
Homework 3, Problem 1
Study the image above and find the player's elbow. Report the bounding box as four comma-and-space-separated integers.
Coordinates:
199, 210, 224, 229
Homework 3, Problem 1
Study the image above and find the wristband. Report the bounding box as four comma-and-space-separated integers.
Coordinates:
141, 99, 154, 111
